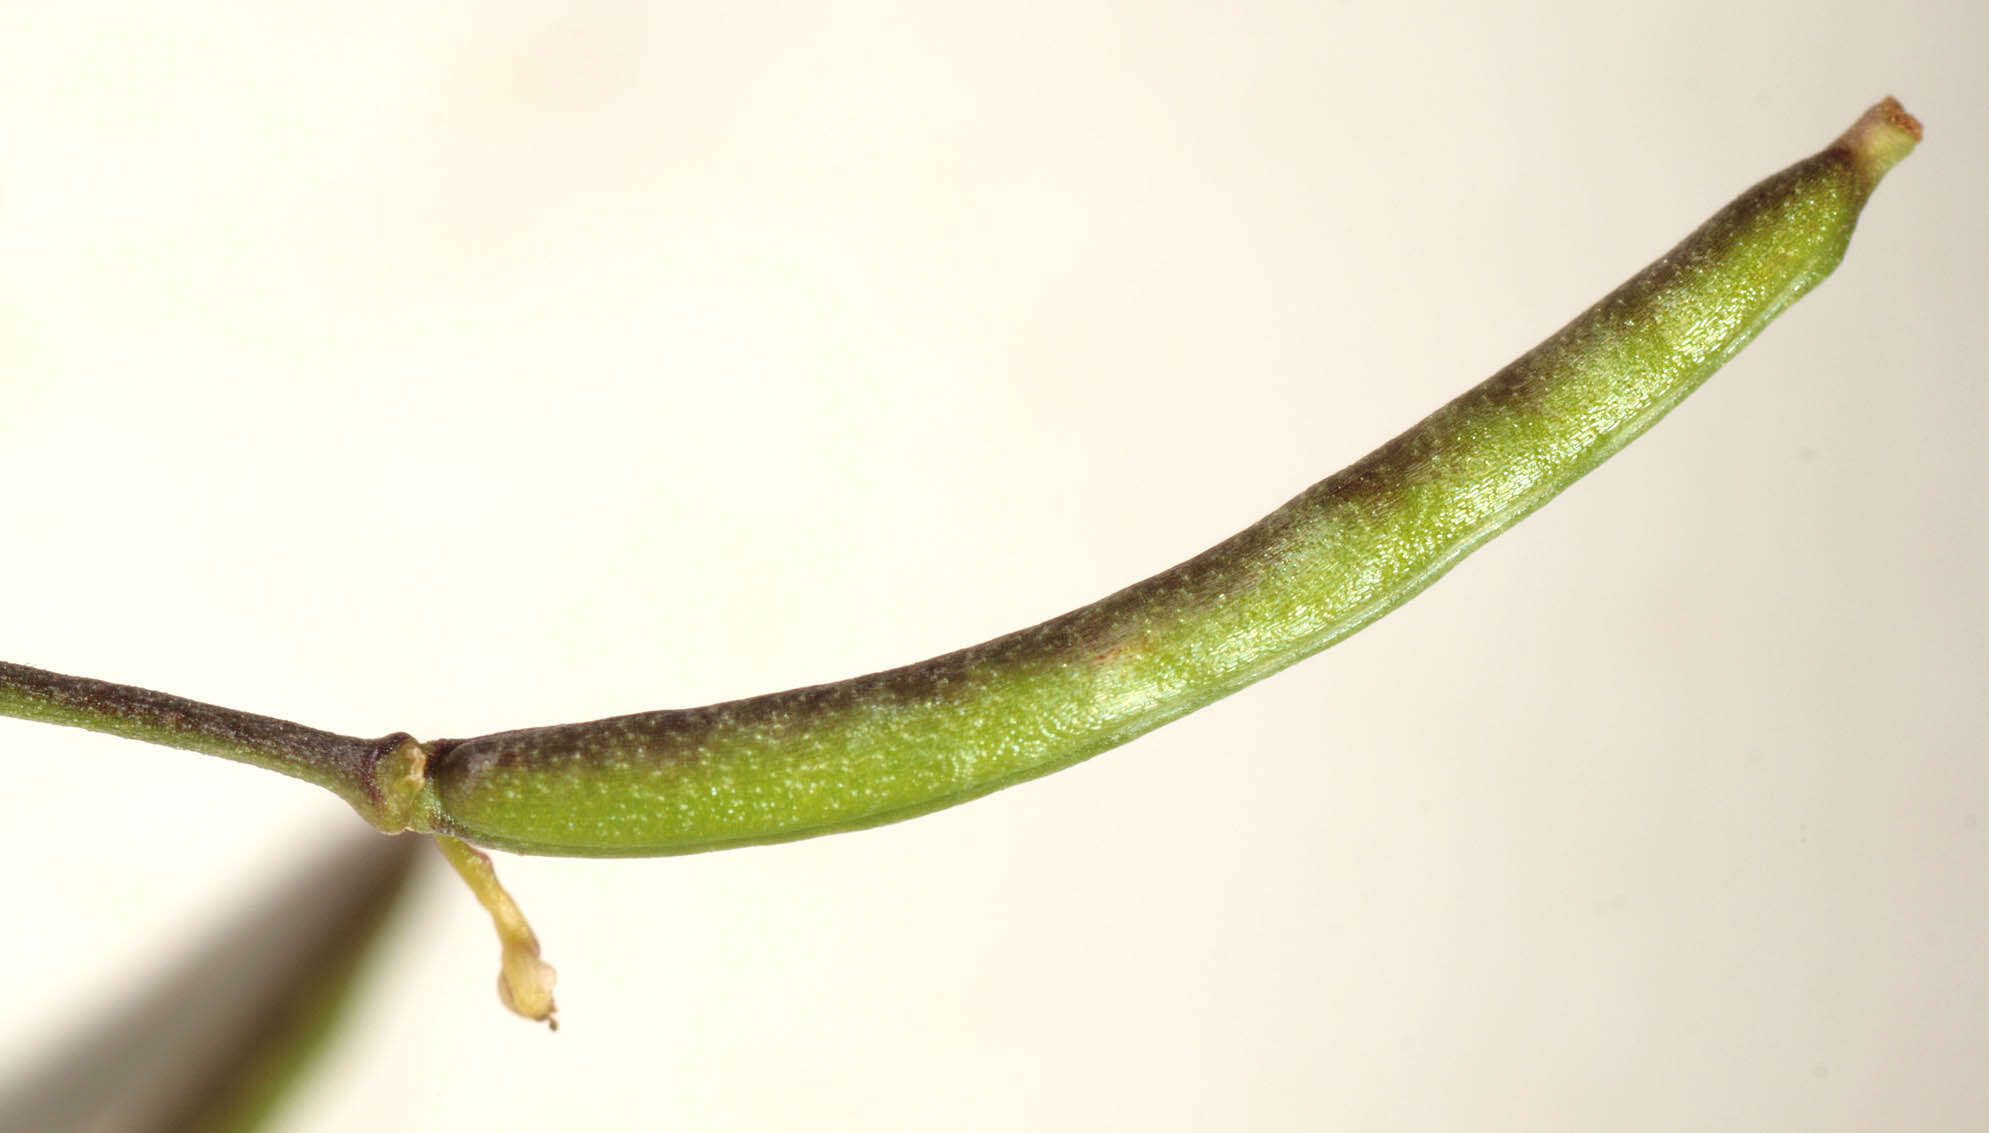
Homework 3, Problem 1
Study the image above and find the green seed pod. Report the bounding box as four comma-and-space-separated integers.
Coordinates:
423, 100, 1920, 857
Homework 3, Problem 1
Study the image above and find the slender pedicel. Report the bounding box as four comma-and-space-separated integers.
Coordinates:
0, 660, 419, 827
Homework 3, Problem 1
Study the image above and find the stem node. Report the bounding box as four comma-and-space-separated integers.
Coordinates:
364, 734, 433, 834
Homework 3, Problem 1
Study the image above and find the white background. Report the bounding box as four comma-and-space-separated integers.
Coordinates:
3, 1, 1984, 1129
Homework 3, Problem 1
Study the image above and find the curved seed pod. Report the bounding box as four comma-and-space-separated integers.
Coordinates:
423, 100, 1920, 857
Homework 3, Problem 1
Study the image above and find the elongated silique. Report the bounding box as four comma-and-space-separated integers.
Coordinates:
411, 100, 1920, 857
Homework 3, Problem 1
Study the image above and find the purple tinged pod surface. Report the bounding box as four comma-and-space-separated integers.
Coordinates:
417, 99, 1921, 857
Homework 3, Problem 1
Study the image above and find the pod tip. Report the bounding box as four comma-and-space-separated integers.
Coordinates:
1833, 97, 1921, 188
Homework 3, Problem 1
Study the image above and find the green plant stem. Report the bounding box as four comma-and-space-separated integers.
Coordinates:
0, 99, 1920, 858
0, 97, 1920, 1025
0, 660, 417, 828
